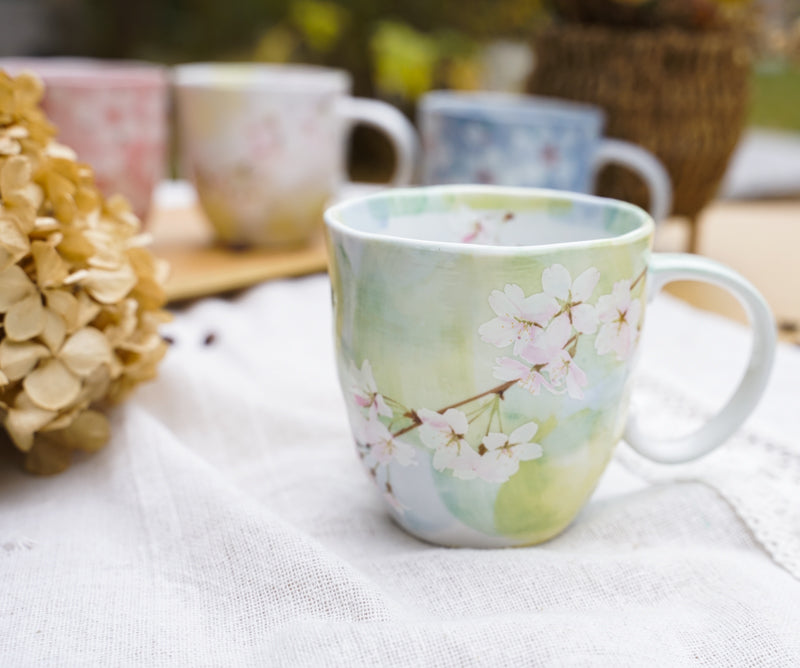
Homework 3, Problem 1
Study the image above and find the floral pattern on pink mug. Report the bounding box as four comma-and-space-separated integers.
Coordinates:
0, 58, 168, 222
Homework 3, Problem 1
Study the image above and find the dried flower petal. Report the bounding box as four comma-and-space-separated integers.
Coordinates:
78, 363, 111, 404
44, 142, 77, 161
5, 293, 46, 341
0, 264, 36, 311
5, 404, 56, 451
1, 155, 31, 194
0, 339, 49, 380
40, 307, 66, 352
0, 215, 30, 270
44, 290, 78, 331
23, 358, 81, 410
82, 264, 137, 303
31, 239, 69, 288
47, 409, 110, 452
0, 136, 21, 156
34, 216, 59, 232
57, 227, 95, 262
4, 125, 28, 139
75, 290, 101, 329
59, 326, 112, 377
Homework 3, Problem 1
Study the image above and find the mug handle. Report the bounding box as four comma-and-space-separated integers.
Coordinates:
593, 138, 673, 223
338, 97, 420, 187
625, 252, 777, 464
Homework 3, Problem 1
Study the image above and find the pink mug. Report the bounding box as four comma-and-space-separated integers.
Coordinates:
0, 58, 168, 223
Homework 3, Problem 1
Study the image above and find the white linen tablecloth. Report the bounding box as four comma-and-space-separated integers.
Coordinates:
1, 274, 799, 666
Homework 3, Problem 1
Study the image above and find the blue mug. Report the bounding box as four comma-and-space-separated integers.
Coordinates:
419, 91, 672, 222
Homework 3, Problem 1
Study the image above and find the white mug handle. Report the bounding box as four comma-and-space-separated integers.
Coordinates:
593, 138, 673, 223
338, 97, 419, 187
625, 253, 776, 464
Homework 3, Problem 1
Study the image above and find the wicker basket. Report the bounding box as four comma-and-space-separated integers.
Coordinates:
528, 24, 751, 219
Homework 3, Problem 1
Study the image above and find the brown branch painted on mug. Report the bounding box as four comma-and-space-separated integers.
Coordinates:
390, 379, 516, 439
631, 267, 647, 290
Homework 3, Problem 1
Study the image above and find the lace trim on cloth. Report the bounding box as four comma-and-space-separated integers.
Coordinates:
616, 371, 800, 581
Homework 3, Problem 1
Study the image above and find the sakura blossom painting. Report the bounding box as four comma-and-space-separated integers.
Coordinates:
326, 186, 654, 547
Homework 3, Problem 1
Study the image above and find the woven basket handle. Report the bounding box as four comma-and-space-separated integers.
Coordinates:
593, 139, 672, 223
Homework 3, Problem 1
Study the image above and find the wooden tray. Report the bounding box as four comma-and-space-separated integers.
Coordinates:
148, 203, 328, 303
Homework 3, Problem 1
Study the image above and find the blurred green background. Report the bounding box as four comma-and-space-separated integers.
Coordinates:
1, 0, 798, 164
3, 0, 797, 124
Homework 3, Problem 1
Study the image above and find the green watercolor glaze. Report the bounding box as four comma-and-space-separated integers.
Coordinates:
326, 185, 654, 547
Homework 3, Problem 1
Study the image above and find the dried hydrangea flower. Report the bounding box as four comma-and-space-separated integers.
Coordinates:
0, 69, 170, 474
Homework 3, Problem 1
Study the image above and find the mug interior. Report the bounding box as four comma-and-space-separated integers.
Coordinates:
326, 186, 652, 250
173, 62, 350, 94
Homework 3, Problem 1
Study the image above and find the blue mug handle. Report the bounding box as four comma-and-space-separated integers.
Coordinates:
593, 139, 673, 223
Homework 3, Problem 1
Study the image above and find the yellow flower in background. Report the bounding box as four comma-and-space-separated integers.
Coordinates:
290, 0, 349, 54
371, 21, 438, 101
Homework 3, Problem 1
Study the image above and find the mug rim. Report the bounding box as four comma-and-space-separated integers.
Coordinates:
325, 185, 654, 254
419, 90, 605, 127
0, 57, 167, 87
172, 62, 351, 93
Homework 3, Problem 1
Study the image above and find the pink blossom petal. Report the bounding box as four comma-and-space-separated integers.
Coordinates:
571, 303, 598, 335
374, 394, 393, 419
515, 441, 544, 461
481, 432, 508, 452
354, 394, 371, 408
492, 356, 530, 382
614, 323, 632, 361
565, 360, 588, 399
449, 446, 481, 480
442, 408, 469, 435
594, 323, 617, 357
361, 359, 378, 393
417, 408, 447, 430
596, 294, 617, 323
541, 264, 571, 301
522, 293, 560, 325
571, 267, 600, 302
610, 280, 632, 310
540, 314, 572, 350
478, 317, 517, 348
509, 421, 538, 445
487, 285, 522, 318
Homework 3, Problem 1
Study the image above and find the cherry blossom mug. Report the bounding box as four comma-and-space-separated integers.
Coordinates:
325, 185, 776, 548
174, 63, 419, 247
419, 91, 672, 223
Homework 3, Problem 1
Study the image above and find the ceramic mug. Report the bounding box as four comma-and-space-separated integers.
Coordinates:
0, 58, 169, 222
419, 91, 672, 223
173, 63, 419, 247
325, 185, 775, 548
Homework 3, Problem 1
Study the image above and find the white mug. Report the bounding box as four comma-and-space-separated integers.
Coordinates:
174, 63, 419, 246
